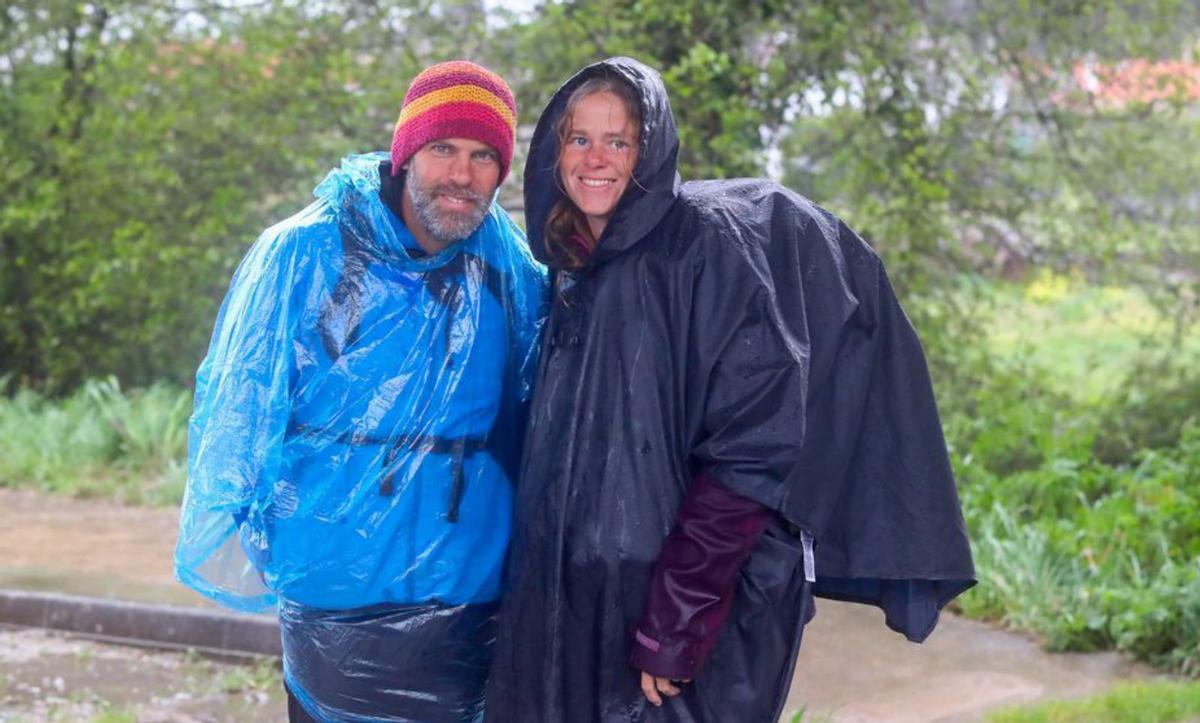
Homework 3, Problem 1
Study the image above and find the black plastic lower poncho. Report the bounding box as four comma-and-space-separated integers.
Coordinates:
486, 58, 975, 722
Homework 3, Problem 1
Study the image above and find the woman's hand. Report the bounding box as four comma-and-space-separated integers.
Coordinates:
640, 671, 690, 706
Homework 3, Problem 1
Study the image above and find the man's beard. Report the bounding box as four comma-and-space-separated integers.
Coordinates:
406, 176, 491, 246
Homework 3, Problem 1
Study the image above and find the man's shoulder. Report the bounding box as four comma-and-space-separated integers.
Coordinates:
225, 200, 344, 297
252, 200, 342, 259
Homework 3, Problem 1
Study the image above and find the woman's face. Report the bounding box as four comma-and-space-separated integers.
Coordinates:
558, 91, 639, 241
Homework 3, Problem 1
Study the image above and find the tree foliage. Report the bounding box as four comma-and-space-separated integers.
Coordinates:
489, 0, 1198, 392
0, 0, 488, 391
775, 1, 1200, 303
1, 0, 1197, 391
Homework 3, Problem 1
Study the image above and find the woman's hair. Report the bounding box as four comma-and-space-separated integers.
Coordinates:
544, 74, 642, 270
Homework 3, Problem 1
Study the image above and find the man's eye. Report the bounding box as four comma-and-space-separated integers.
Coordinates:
473, 153, 498, 164
569, 136, 587, 147
430, 144, 452, 154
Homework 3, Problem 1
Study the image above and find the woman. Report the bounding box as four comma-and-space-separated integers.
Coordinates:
487, 58, 975, 722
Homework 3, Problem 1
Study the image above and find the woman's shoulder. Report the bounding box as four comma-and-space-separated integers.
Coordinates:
676, 180, 852, 261
678, 179, 831, 230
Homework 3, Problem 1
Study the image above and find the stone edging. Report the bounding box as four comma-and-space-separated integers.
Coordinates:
0, 589, 280, 658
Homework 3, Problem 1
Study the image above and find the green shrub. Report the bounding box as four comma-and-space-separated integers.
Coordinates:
955, 417, 1200, 675
943, 290, 1200, 675
1093, 352, 1200, 466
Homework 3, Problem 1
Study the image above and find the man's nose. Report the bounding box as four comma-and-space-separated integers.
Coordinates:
448, 154, 471, 184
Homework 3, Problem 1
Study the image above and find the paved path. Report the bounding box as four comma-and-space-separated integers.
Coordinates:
0, 488, 1154, 721
788, 597, 1150, 722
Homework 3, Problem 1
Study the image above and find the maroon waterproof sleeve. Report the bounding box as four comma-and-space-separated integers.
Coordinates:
631, 473, 773, 680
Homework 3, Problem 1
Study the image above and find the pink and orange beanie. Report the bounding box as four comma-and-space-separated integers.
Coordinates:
390, 60, 518, 182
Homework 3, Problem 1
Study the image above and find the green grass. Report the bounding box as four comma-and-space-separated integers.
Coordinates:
986, 679, 1200, 722
789, 705, 835, 723
90, 710, 138, 723
0, 376, 189, 506
982, 271, 1200, 403
211, 656, 282, 695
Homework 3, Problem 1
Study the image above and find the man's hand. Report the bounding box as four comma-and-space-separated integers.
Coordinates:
640, 671, 690, 706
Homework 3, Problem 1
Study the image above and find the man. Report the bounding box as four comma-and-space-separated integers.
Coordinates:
174, 61, 546, 722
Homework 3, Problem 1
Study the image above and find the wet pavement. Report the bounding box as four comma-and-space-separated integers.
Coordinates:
0, 488, 206, 609
0, 487, 1159, 722
787, 599, 1154, 722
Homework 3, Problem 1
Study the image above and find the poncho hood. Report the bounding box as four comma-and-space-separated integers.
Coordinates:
524, 57, 682, 268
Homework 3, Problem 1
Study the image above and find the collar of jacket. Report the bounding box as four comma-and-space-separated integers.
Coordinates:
524, 57, 682, 270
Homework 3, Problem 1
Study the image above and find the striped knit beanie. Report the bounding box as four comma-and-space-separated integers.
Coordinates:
391, 60, 517, 182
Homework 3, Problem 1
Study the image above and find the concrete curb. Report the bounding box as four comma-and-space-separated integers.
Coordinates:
0, 589, 280, 658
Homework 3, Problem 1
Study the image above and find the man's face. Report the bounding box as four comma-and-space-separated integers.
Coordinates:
404, 138, 501, 246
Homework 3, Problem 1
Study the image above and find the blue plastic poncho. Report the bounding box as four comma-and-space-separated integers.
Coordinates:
175, 152, 546, 720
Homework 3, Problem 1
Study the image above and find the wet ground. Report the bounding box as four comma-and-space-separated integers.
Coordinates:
0, 488, 205, 608
0, 626, 284, 722
0, 487, 1161, 722
788, 599, 1155, 722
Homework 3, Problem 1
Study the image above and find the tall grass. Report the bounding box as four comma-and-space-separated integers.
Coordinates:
0, 377, 189, 506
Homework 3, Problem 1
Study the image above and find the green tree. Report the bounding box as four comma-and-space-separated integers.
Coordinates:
496, 1, 1197, 307
0, 0, 490, 391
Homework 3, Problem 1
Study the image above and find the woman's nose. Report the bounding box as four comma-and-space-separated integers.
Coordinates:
584, 145, 607, 167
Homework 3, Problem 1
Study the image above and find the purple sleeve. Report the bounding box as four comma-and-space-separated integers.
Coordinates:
630, 473, 773, 680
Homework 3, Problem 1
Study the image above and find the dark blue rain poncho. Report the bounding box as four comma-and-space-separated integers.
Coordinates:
486, 59, 974, 722
175, 152, 547, 721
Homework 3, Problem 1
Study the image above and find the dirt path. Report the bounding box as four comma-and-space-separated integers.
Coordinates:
0, 487, 1156, 721
0, 487, 205, 607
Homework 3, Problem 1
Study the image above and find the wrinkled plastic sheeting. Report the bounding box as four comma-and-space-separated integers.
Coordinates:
174, 152, 546, 718
281, 600, 497, 722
